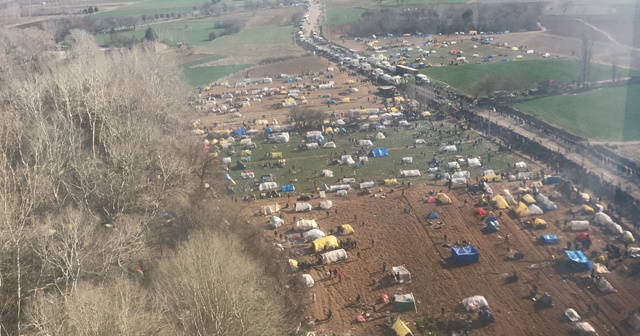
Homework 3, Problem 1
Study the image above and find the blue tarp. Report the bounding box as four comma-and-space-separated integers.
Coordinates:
307, 136, 325, 142
234, 129, 247, 136
225, 173, 232, 180
451, 245, 480, 264
281, 185, 295, 192
265, 127, 273, 134
540, 234, 558, 244
487, 216, 498, 222
486, 220, 500, 233
284, 78, 295, 83
370, 148, 389, 157
565, 250, 592, 270
426, 212, 439, 219
543, 176, 562, 184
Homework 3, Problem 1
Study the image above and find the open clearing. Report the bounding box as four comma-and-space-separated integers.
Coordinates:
95, 19, 226, 46
383, 0, 468, 5
179, 55, 251, 87
94, 0, 248, 17
514, 83, 640, 142
325, 7, 366, 25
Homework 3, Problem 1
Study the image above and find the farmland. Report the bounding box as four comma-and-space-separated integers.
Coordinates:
179, 55, 252, 87
325, 7, 366, 25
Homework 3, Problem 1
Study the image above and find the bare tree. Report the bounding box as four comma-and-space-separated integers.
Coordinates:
580, 28, 593, 88
288, 107, 326, 131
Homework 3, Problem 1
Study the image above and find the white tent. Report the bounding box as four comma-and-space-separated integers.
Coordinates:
415, 139, 426, 144
304, 229, 326, 240
261, 203, 281, 215
517, 172, 534, 180
448, 161, 460, 169
597, 276, 616, 293
391, 266, 411, 283
306, 142, 319, 149
461, 296, 488, 311
535, 193, 557, 210
467, 157, 481, 167
319, 200, 333, 209
299, 274, 315, 287
239, 138, 252, 146
528, 204, 544, 215
607, 222, 624, 235
341, 155, 355, 165
622, 231, 635, 243
627, 313, 640, 331
375, 132, 386, 139
574, 322, 597, 336
321, 169, 334, 177
427, 167, 440, 173
321, 249, 347, 264
268, 216, 284, 228
259, 182, 278, 191
570, 221, 590, 231
594, 212, 614, 226
360, 181, 375, 189
359, 140, 373, 147
451, 177, 467, 185
402, 157, 413, 164
222, 157, 232, 164
400, 170, 421, 177
323, 141, 336, 148
515, 162, 527, 169
452, 171, 470, 179
295, 202, 312, 212
337, 190, 348, 197
441, 145, 457, 152
501, 189, 517, 205
295, 219, 318, 232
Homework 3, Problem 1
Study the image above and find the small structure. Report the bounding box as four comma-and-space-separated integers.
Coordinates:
452, 245, 480, 264
392, 293, 417, 312
565, 250, 592, 271
391, 266, 412, 283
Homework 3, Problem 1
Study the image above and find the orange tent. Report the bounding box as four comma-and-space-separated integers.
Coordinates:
476, 208, 487, 216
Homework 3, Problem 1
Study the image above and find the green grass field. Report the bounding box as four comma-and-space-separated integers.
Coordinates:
383, 0, 468, 5
94, 0, 246, 17
95, 20, 226, 46
325, 7, 366, 25
515, 83, 640, 141
179, 55, 251, 87
422, 60, 637, 95
210, 26, 294, 46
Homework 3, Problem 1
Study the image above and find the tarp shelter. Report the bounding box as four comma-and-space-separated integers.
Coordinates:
261, 203, 281, 215
532, 217, 547, 229
296, 202, 312, 212
608, 222, 624, 235
627, 313, 640, 331
281, 185, 295, 192
320, 249, 347, 264
370, 148, 389, 157
574, 322, 597, 336
359, 139, 373, 147
222, 157, 232, 164
540, 234, 558, 244
269, 216, 284, 228
492, 195, 510, 209
535, 193, 557, 210
402, 157, 413, 164
502, 189, 517, 205
448, 161, 460, 169
595, 212, 614, 226
288, 259, 298, 271
295, 219, 318, 232
515, 162, 527, 169
514, 202, 530, 217
468, 157, 481, 167
340, 224, 354, 235
299, 274, 314, 287
415, 139, 426, 144
486, 219, 500, 233
329, 184, 351, 192
385, 178, 398, 186
312, 236, 339, 252
476, 208, 487, 216
622, 231, 635, 243
543, 176, 562, 184
426, 212, 439, 219
391, 266, 411, 283
441, 145, 457, 152
391, 318, 414, 336
570, 221, 590, 231
319, 200, 333, 209
393, 293, 417, 312
528, 204, 544, 215
322, 169, 334, 177
565, 250, 592, 270
452, 171, 471, 179
375, 132, 386, 139
304, 229, 326, 240
452, 245, 480, 264
269, 152, 283, 159
517, 172, 534, 180
360, 181, 375, 189
400, 170, 421, 177
582, 204, 595, 214
436, 193, 452, 204
305, 142, 319, 149
522, 194, 536, 204
337, 190, 348, 196
451, 177, 467, 185
427, 196, 436, 203
462, 295, 488, 311
341, 155, 355, 165
323, 141, 336, 148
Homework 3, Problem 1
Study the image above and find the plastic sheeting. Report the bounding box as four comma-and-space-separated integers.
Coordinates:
400, 170, 421, 177
461, 295, 488, 311
319, 200, 333, 209
269, 216, 284, 228
295, 219, 318, 232
468, 157, 481, 167
304, 229, 326, 240
320, 249, 347, 264
295, 202, 312, 212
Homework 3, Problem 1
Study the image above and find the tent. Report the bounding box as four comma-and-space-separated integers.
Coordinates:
391, 318, 414, 336
570, 221, 589, 231
515, 162, 527, 169
451, 245, 479, 264
393, 293, 417, 312
468, 157, 481, 167
299, 274, 315, 287
384, 178, 398, 186
370, 148, 389, 157
305, 142, 319, 149
452, 171, 470, 179
295, 219, 318, 232
426, 212, 439, 219
476, 208, 487, 216
375, 132, 386, 139
574, 322, 597, 336
259, 182, 278, 191
436, 193, 452, 204
502, 189, 517, 205
360, 181, 375, 189
323, 141, 336, 148
402, 157, 413, 164
261, 203, 281, 215
400, 170, 421, 177
514, 202, 530, 217
288, 259, 298, 271
528, 204, 544, 215
492, 195, 510, 209
448, 161, 460, 169
622, 231, 635, 243
441, 145, 457, 152
320, 249, 347, 264
296, 202, 312, 212
281, 185, 295, 192
627, 313, 640, 331
321, 169, 334, 177
486, 219, 500, 233
427, 196, 436, 203
594, 212, 614, 226
565, 250, 592, 270
607, 222, 624, 235
522, 194, 536, 204
535, 193, 557, 210
312, 236, 340, 252
540, 234, 558, 244
339, 224, 355, 235
532, 217, 547, 229
483, 173, 501, 182
462, 295, 488, 311
329, 184, 351, 192
304, 229, 326, 240
581, 204, 594, 214
415, 139, 426, 144
391, 266, 411, 283
337, 190, 348, 197
451, 178, 467, 185
319, 200, 333, 209
341, 155, 355, 165
269, 216, 284, 228
359, 139, 373, 147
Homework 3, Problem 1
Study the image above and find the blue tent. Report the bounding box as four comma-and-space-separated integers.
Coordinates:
370, 148, 389, 157
487, 216, 498, 222
265, 127, 273, 134
307, 136, 325, 142
565, 250, 592, 271
326, 74, 334, 78
485, 220, 500, 233
281, 185, 295, 192
426, 212, 439, 219
540, 234, 558, 244
483, 57, 490, 62
233, 129, 247, 136
452, 245, 480, 264
501, 58, 509, 62
284, 78, 295, 83
543, 176, 562, 184
327, 100, 337, 105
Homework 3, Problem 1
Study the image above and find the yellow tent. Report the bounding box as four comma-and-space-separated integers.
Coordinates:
532, 218, 547, 229
522, 194, 536, 204
269, 152, 283, 159
492, 195, 510, 209
340, 224, 355, 235
469, 30, 478, 35
582, 204, 595, 214
210, 138, 219, 145
436, 193, 452, 204
324, 127, 334, 134
300, 96, 306, 101
219, 140, 228, 146
323, 119, 331, 125
241, 149, 252, 156
342, 97, 350, 103
514, 202, 530, 217
288, 259, 299, 270
384, 178, 398, 186
312, 236, 339, 252
394, 97, 405, 103
484, 173, 502, 182
390, 107, 399, 113
211, 130, 230, 138
516, 55, 523, 59
392, 318, 414, 336
421, 111, 432, 117
511, 47, 519, 51
283, 97, 295, 103
360, 109, 369, 114
346, 79, 356, 84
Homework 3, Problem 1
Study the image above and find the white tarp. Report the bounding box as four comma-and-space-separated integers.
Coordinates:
461, 296, 488, 311
535, 193, 557, 210
222, 157, 232, 164
451, 177, 467, 185
574, 322, 597, 336
295, 202, 312, 212
594, 212, 614, 226
515, 162, 527, 169
319, 200, 333, 209
452, 171, 471, 179
269, 133, 290, 143
415, 139, 426, 144
441, 145, 457, 152
607, 222, 624, 235
295, 219, 318, 231
322, 169, 334, 177
268, 216, 284, 228
375, 132, 386, 139
329, 184, 351, 191
401, 170, 421, 177
304, 229, 326, 240
528, 204, 544, 215
517, 172, 534, 180
337, 190, 348, 196
359, 140, 373, 147
360, 181, 375, 189
467, 158, 481, 167
622, 231, 635, 243
402, 157, 413, 164
323, 141, 336, 148
448, 161, 460, 169
306, 142, 319, 149
321, 249, 347, 264
300, 274, 315, 287
261, 203, 281, 215
341, 155, 355, 165
570, 221, 590, 231
502, 189, 517, 205
391, 266, 411, 283
259, 182, 278, 191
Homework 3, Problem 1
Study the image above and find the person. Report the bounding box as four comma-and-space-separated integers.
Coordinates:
356, 294, 361, 304
357, 251, 361, 258
372, 239, 375, 248
441, 307, 445, 316
338, 272, 343, 282
383, 261, 387, 272
444, 233, 448, 242
327, 309, 333, 321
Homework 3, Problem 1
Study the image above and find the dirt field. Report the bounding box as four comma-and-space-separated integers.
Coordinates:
253, 180, 640, 336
